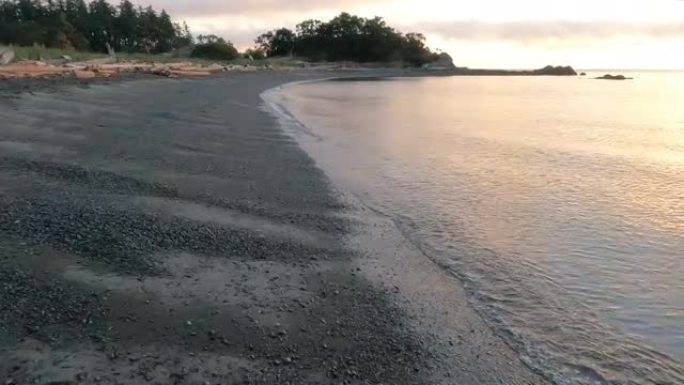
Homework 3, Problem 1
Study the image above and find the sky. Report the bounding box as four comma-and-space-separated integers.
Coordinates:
138, 0, 684, 69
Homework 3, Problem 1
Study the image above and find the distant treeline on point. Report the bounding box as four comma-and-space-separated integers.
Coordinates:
254, 13, 440, 65
0, 1, 439, 65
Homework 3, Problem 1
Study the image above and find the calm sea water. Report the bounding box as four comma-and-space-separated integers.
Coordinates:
269, 72, 684, 385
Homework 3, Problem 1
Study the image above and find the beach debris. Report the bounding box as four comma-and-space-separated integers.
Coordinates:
0, 61, 69, 78
150, 64, 173, 77
0, 58, 252, 80
206, 63, 226, 72
74, 69, 97, 79
0, 47, 15, 65
106, 42, 116, 58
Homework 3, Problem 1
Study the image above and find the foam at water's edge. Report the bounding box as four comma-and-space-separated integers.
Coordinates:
261, 94, 321, 139
261, 83, 557, 385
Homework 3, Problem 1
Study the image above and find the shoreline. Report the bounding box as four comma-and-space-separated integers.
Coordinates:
264, 80, 549, 384
264, 74, 684, 385
1, 71, 546, 384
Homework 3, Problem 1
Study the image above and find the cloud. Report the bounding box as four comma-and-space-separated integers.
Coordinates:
129, 1, 684, 50
190, 26, 264, 48
136, 0, 380, 18
416, 20, 684, 42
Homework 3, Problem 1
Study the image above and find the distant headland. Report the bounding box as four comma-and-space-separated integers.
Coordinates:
0, 0, 567, 71
445, 64, 578, 76
0, 2, 580, 80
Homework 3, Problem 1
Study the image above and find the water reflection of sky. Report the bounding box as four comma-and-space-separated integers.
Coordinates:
280, 74, 684, 370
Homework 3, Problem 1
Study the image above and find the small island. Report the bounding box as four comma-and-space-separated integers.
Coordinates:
596, 74, 633, 80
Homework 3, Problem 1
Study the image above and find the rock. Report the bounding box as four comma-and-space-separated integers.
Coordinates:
580, 72, 587, 76
596, 74, 632, 80
0, 47, 15, 65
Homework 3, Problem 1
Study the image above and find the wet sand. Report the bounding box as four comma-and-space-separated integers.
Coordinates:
0, 72, 547, 384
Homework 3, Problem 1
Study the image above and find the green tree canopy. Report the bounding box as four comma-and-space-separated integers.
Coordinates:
0, 0, 192, 54
255, 13, 439, 66
256, 28, 295, 57
190, 40, 239, 61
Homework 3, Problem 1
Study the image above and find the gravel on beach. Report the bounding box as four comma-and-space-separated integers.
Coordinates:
0, 72, 434, 385
0, 72, 548, 385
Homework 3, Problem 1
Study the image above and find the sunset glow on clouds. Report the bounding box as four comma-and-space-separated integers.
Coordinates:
137, 0, 684, 69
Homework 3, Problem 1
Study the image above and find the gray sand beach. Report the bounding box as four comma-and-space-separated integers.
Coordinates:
0, 72, 547, 384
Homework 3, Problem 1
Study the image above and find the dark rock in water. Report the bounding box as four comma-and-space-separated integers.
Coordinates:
596, 74, 632, 80
532, 65, 578, 76
580, 72, 587, 76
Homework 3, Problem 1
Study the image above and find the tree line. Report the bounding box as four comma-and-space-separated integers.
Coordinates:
0, 0, 192, 54
256, 13, 439, 66
0, 1, 439, 65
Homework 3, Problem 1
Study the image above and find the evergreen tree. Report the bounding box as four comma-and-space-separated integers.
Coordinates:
256, 13, 438, 66
114, 0, 137, 51
0, 0, 192, 54
256, 28, 295, 57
